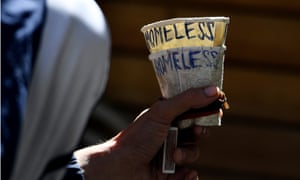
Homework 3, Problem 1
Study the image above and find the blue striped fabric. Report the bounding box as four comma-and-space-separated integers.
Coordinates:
1, 0, 85, 179
1, 0, 46, 179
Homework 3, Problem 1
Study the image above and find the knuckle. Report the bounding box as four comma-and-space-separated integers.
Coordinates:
181, 88, 199, 106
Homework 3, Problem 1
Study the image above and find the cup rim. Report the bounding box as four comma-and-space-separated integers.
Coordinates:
141, 16, 230, 32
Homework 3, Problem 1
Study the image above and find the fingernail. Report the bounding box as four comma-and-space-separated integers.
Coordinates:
188, 171, 199, 180
204, 86, 218, 97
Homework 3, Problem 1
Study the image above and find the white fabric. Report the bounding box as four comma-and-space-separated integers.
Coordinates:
10, 0, 111, 179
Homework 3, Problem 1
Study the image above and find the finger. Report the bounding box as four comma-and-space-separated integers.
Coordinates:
165, 168, 189, 180
173, 146, 200, 165
193, 126, 206, 136
166, 168, 198, 180
193, 109, 222, 138
150, 86, 222, 125
184, 170, 199, 180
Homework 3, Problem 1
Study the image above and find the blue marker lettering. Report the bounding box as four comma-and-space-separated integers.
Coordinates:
210, 50, 218, 59
189, 50, 202, 68
210, 50, 219, 69
197, 22, 205, 40
197, 22, 215, 41
154, 26, 163, 45
172, 51, 182, 71
207, 22, 215, 41
144, 31, 154, 48
162, 53, 173, 72
181, 50, 191, 70
185, 22, 196, 39
203, 49, 212, 67
153, 57, 162, 76
173, 24, 184, 39
163, 26, 173, 42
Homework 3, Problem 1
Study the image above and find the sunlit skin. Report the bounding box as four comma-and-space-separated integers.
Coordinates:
75, 86, 224, 180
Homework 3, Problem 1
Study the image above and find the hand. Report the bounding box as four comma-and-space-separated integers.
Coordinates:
74, 86, 223, 180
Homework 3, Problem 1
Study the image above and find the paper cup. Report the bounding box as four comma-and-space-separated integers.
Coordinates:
141, 17, 229, 127
149, 46, 226, 127
141, 17, 229, 53
141, 17, 229, 173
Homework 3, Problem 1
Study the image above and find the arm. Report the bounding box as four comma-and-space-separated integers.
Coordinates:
75, 86, 223, 180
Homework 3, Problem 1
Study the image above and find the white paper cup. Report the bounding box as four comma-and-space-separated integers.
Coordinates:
141, 17, 229, 173
149, 46, 226, 127
141, 17, 229, 127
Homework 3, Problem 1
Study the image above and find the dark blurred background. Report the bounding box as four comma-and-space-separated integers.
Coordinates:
81, 0, 300, 179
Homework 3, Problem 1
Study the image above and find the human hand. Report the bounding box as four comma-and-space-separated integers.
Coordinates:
75, 86, 223, 180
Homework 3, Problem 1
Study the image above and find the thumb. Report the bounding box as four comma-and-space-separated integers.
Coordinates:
114, 86, 221, 162
149, 86, 221, 125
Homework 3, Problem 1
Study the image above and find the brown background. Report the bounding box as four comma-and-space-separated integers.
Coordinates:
82, 0, 300, 179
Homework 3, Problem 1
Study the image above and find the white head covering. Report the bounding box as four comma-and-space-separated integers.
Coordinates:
10, 0, 111, 179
